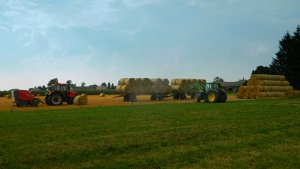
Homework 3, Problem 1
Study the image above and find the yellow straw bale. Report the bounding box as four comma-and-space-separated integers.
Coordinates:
118, 78, 126, 85
73, 94, 88, 105
251, 74, 286, 81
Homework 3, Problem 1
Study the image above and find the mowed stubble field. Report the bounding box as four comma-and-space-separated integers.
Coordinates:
0, 94, 237, 111
1, 96, 299, 168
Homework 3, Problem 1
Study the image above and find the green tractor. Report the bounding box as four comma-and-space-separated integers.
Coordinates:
193, 82, 227, 103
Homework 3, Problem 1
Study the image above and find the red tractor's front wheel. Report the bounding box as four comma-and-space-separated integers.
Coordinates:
50, 93, 63, 106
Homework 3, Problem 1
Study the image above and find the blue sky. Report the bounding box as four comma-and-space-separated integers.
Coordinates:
0, 0, 299, 90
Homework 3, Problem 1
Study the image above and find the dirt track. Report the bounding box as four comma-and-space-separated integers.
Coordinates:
0, 95, 237, 112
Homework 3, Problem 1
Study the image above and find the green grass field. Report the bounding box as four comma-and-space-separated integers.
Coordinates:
1, 98, 300, 169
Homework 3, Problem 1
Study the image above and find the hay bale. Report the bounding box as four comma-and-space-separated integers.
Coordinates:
100, 93, 106, 97
271, 86, 293, 92
171, 79, 177, 85
73, 94, 88, 105
124, 78, 135, 86
175, 79, 186, 85
162, 79, 169, 86
242, 92, 249, 99
151, 78, 163, 85
251, 74, 286, 81
116, 85, 122, 93
171, 85, 182, 91
266, 92, 286, 97
238, 86, 248, 92
121, 85, 131, 93
142, 78, 152, 85
118, 78, 126, 85
252, 80, 290, 86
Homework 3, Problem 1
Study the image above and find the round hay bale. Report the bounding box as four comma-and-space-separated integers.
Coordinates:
249, 92, 257, 99
116, 85, 122, 92
266, 92, 286, 97
172, 85, 184, 92
151, 78, 163, 85
271, 86, 293, 92
176, 79, 186, 85
242, 92, 249, 99
251, 74, 286, 81
142, 78, 151, 85
135, 78, 143, 86
254, 80, 290, 86
73, 94, 88, 105
239, 86, 247, 92
166, 85, 172, 94
124, 78, 135, 86
171, 79, 177, 85
121, 85, 130, 93
118, 78, 126, 85
256, 92, 268, 98
100, 93, 106, 97
253, 86, 272, 92
162, 79, 169, 86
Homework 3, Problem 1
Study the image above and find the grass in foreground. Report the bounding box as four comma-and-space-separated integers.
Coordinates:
0, 98, 300, 169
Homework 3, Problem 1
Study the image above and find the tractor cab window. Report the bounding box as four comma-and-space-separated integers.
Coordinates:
52, 85, 66, 91
205, 83, 220, 91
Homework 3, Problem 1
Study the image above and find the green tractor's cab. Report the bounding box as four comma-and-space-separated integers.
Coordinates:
194, 82, 227, 103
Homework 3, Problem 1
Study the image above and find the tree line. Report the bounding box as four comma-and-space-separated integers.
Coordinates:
252, 25, 300, 89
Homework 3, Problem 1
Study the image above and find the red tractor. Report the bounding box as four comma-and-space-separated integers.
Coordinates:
45, 83, 77, 106
11, 90, 44, 107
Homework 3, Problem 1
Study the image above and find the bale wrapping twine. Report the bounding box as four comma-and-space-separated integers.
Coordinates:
73, 94, 88, 105
237, 74, 294, 99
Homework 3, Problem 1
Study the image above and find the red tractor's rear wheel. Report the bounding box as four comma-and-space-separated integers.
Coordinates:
50, 93, 63, 106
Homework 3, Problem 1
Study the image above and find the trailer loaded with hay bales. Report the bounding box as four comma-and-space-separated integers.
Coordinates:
237, 74, 295, 99
116, 78, 172, 102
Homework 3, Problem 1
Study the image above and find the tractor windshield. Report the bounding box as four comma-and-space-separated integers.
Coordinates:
205, 83, 220, 91
49, 85, 67, 92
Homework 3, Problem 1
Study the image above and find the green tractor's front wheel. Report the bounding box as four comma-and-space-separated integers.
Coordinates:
206, 90, 220, 103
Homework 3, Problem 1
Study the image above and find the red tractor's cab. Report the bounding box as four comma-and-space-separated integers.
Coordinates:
45, 83, 77, 106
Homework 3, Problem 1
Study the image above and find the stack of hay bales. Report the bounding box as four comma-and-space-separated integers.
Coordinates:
237, 74, 294, 99
116, 78, 172, 95
236, 86, 249, 99
171, 78, 206, 94
73, 94, 88, 105
151, 78, 172, 95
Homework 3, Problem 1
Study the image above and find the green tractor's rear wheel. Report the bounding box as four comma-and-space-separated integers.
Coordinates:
220, 92, 227, 102
206, 90, 220, 103
49, 93, 63, 106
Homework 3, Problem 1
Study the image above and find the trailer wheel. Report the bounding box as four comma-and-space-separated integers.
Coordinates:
220, 92, 227, 103
50, 93, 63, 106
194, 93, 201, 102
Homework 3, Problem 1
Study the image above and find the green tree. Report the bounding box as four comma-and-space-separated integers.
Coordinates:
270, 25, 300, 89
107, 82, 111, 89
48, 78, 58, 86
252, 65, 273, 74
213, 77, 224, 83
